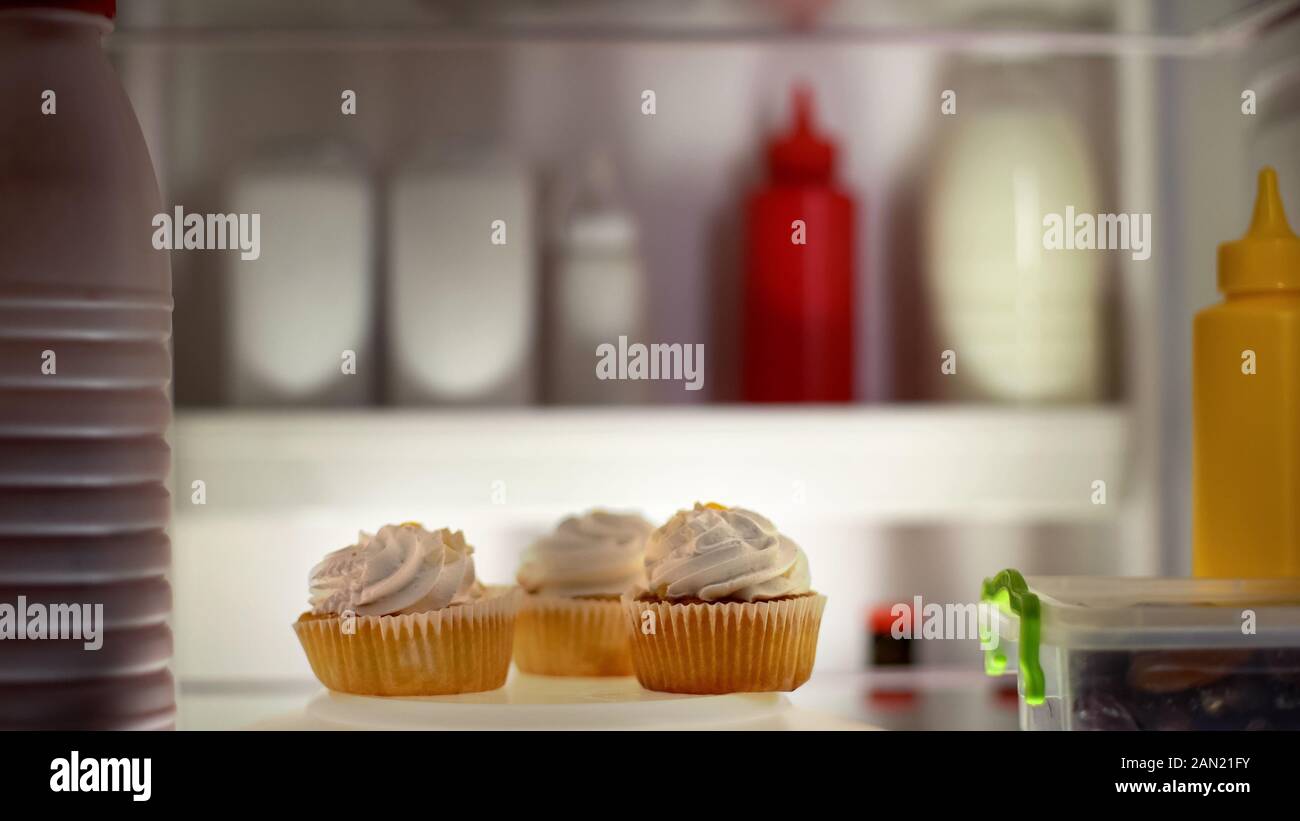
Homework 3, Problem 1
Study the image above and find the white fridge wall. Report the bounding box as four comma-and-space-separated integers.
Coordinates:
167, 407, 1129, 681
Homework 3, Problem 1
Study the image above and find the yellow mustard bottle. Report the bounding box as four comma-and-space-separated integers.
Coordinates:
1194, 168, 1300, 577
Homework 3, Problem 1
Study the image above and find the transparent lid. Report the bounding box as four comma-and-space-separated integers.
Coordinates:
980, 569, 1300, 705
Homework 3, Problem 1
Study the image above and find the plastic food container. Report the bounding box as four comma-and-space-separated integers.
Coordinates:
981, 570, 1300, 730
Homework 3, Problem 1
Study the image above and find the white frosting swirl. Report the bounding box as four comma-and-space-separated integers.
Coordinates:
644, 503, 811, 602
517, 510, 652, 597
309, 523, 483, 616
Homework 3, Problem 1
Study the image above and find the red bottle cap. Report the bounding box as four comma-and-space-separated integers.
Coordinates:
868, 602, 904, 636
1, 0, 115, 18
766, 85, 836, 184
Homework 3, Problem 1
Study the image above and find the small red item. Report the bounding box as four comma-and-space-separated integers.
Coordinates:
742, 85, 856, 402
869, 603, 905, 637
1, 1, 115, 18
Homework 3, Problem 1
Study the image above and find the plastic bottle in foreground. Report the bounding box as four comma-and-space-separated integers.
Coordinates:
1193, 168, 1300, 577
0, 2, 174, 728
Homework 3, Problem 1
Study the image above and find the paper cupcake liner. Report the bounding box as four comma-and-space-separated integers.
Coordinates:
514, 594, 633, 677
293, 586, 520, 696
621, 593, 826, 694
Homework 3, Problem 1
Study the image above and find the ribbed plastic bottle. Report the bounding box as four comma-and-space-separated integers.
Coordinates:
1193, 168, 1300, 578
0, 1, 174, 728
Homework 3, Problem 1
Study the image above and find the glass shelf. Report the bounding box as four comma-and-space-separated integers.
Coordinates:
171, 405, 1129, 524
108, 0, 1300, 57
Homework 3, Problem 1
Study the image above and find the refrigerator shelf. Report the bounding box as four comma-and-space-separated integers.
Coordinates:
105, 0, 1300, 57
172, 405, 1128, 525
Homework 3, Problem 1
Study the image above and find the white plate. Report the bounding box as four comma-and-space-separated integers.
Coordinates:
251, 672, 872, 731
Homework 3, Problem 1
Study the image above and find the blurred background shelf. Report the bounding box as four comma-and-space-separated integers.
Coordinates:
109, 0, 1299, 55
172, 405, 1128, 524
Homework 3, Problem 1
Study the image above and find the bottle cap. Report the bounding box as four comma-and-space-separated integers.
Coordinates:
766, 85, 836, 184
1218, 167, 1300, 294
1, 1, 116, 18
867, 603, 905, 638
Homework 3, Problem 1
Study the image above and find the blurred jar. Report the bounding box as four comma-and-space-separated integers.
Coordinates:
224, 141, 374, 405
388, 149, 536, 405
926, 57, 1103, 402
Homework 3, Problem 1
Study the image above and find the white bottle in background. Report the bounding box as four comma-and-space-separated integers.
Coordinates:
225, 143, 374, 405
388, 152, 536, 404
548, 153, 649, 404
926, 61, 1103, 403
0, 3, 174, 729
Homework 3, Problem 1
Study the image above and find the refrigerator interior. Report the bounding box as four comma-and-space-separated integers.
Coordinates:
100, 0, 1300, 728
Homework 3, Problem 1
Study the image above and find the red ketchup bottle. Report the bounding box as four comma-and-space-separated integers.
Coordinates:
742, 86, 855, 402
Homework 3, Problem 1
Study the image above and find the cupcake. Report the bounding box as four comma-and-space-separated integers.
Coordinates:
623, 503, 826, 694
293, 522, 519, 696
514, 510, 653, 676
